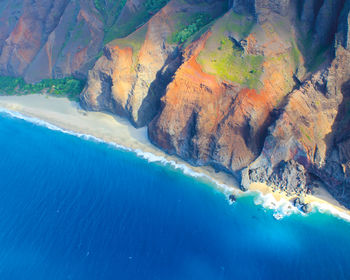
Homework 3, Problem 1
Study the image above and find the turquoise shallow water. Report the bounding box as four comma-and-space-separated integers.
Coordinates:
0, 111, 350, 279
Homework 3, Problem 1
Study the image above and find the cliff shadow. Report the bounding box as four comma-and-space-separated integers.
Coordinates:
135, 49, 182, 128
96, 72, 128, 118
321, 79, 350, 208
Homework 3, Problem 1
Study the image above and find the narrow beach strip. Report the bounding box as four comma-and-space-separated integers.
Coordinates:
1, 94, 349, 222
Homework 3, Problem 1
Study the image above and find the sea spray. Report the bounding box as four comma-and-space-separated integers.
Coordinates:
252, 192, 300, 219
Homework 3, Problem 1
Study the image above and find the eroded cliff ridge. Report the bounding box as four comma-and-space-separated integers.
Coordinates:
148, 9, 298, 172
242, 47, 350, 204
0, 0, 167, 82
1, 0, 350, 207
80, 0, 228, 126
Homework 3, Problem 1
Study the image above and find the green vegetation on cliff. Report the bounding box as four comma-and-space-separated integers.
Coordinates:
93, 0, 128, 44
198, 37, 263, 89
294, 22, 330, 72
144, 0, 169, 12
197, 11, 263, 89
0, 76, 85, 101
290, 39, 302, 68
167, 0, 229, 46
170, 13, 212, 44
220, 11, 255, 38
94, 0, 127, 25
97, 0, 170, 44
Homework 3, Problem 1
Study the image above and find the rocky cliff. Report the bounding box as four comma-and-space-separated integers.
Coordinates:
148, 10, 297, 172
1, 0, 350, 208
0, 0, 158, 83
80, 0, 228, 126
242, 47, 350, 206
147, 0, 350, 207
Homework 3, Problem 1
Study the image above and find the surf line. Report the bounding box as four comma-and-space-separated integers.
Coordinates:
2, 107, 350, 222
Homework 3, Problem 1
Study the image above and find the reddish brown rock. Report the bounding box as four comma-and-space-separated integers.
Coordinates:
149, 10, 296, 173
81, 0, 228, 127
242, 47, 350, 204
0, 0, 71, 79
0, 0, 148, 82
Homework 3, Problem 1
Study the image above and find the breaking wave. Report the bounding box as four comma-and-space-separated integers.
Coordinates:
1, 107, 350, 222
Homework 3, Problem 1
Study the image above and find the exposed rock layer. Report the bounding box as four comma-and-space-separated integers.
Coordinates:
147, 0, 350, 207
80, 5, 181, 127
242, 47, 350, 206
149, 8, 298, 172
81, 0, 228, 126
79, 0, 350, 207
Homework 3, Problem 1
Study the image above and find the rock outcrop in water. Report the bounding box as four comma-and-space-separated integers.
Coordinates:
1, 0, 350, 208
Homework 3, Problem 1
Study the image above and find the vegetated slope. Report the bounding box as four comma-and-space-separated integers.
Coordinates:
0, 76, 84, 101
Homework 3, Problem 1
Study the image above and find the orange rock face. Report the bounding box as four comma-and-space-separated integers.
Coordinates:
149, 16, 296, 173
81, 0, 228, 127
81, 7, 182, 126
111, 46, 134, 108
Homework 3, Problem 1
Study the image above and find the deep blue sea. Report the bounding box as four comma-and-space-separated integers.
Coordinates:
0, 111, 350, 280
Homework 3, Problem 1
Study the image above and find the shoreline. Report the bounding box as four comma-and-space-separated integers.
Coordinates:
1, 94, 350, 221
248, 183, 350, 221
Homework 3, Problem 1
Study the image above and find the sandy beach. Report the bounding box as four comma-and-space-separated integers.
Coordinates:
0, 94, 350, 220
0, 94, 239, 192
249, 182, 350, 220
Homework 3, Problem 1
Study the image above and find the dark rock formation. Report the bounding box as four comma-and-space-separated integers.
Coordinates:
242, 47, 350, 207
293, 196, 312, 213
255, 0, 291, 17
232, 0, 291, 16
335, 0, 350, 50
242, 160, 308, 196
229, 194, 237, 203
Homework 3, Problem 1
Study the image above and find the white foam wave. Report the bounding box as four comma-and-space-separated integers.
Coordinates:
251, 189, 350, 222
2, 107, 350, 222
252, 191, 299, 219
311, 202, 350, 222
0, 108, 235, 196
132, 149, 236, 196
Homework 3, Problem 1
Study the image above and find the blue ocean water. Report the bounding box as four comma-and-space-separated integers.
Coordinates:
0, 111, 350, 280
